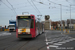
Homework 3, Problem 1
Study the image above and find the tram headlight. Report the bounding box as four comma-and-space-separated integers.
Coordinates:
26, 32, 30, 34
28, 32, 30, 34
18, 32, 21, 34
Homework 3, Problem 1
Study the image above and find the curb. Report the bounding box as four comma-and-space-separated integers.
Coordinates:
64, 33, 75, 34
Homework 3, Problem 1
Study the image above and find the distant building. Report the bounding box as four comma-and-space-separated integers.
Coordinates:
0, 26, 2, 29
67, 19, 75, 29
56, 19, 75, 29
67, 19, 75, 24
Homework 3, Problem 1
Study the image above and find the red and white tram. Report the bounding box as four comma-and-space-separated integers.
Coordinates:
16, 14, 44, 38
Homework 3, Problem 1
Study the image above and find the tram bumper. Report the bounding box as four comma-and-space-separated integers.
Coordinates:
18, 34, 32, 38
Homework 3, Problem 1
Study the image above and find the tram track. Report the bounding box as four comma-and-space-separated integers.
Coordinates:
18, 41, 30, 50
0, 31, 46, 50
38, 45, 46, 50
3, 39, 31, 50
3, 42, 20, 50
0, 31, 31, 50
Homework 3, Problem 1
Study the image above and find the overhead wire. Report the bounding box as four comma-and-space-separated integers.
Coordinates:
31, 0, 42, 15
66, 0, 72, 5
48, 0, 75, 14
0, 0, 17, 16
1, 0, 74, 11
0, 4, 41, 10
48, 0, 75, 9
34, 0, 58, 8
15, 4, 40, 9
34, 0, 71, 11
1, 0, 75, 15
48, 0, 70, 7
27, 0, 40, 14
0, 0, 11, 9
6, 0, 17, 15
12, 2, 27, 6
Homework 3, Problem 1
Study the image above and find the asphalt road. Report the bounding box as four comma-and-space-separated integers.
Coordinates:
0, 30, 75, 50
0, 31, 46, 50
45, 30, 75, 50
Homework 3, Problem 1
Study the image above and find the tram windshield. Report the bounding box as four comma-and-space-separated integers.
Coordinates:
18, 19, 34, 28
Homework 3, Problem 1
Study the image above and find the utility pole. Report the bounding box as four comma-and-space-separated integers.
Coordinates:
59, 4, 62, 34
70, 5, 71, 29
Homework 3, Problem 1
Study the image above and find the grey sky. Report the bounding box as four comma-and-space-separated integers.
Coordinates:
0, 0, 75, 26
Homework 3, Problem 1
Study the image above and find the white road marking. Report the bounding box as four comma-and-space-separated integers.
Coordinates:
45, 32, 75, 50
47, 46, 49, 50
51, 41, 57, 42
71, 38, 75, 40
46, 42, 53, 43
46, 39, 58, 42
58, 42, 66, 43
63, 38, 75, 42
46, 43, 48, 45
45, 38, 48, 41
68, 37, 72, 38
53, 43, 62, 45
64, 40, 71, 42
0, 32, 11, 36
70, 38, 74, 41
3, 33, 11, 34
46, 42, 53, 45
49, 45, 58, 47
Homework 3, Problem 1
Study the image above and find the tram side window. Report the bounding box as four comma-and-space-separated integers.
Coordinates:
30, 20, 34, 28
35, 20, 36, 30
36, 22, 39, 28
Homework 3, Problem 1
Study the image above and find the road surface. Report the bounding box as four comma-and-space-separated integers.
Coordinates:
0, 31, 46, 50
45, 30, 75, 50
0, 30, 75, 50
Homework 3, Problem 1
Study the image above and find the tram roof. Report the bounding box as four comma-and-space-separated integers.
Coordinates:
17, 14, 33, 16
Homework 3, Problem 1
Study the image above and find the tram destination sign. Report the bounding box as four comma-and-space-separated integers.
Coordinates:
17, 16, 31, 19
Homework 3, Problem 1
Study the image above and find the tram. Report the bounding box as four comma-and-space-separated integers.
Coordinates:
16, 14, 44, 38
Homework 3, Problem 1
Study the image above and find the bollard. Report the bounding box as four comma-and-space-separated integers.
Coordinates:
66, 29, 67, 32
4, 29, 6, 31
60, 29, 61, 31
64, 29, 66, 33
67, 30, 70, 33
7, 29, 9, 31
